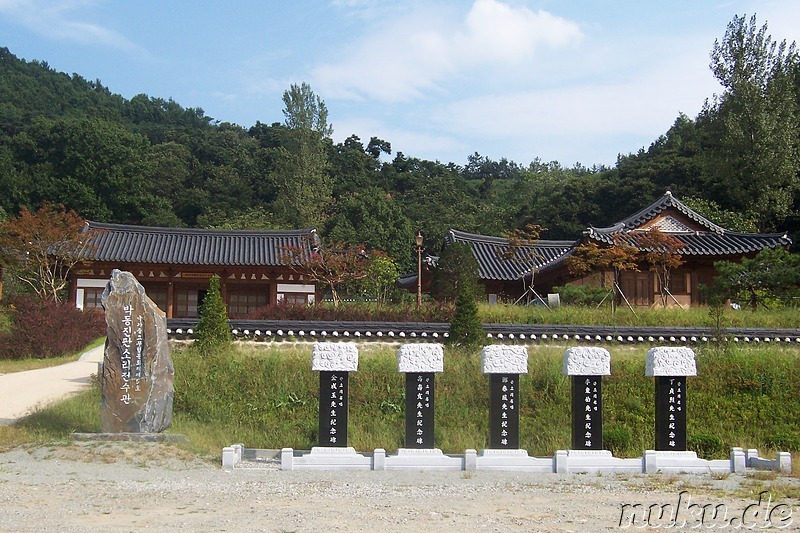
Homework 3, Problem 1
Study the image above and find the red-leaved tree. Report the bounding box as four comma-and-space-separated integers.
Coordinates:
280, 234, 379, 307
634, 227, 686, 307
566, 235, 639, 313
0, 203, 97, 301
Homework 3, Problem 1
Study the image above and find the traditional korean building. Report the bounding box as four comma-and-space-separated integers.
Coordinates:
70, 222, 319, 318
444, 229, 574, 304
447, 192, 792, 307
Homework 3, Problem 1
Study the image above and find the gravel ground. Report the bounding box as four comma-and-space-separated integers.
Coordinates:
0, 442, 798, 532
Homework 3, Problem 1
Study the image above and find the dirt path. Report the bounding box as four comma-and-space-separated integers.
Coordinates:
0, 346, 104, 425
1, 442, 797, 532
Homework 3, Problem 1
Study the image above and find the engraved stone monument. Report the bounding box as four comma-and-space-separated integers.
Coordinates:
481, 345, 528, 449
563, 346, 611, 450
100, 269, 174, 433
646, 346, 697, 451
312, 342, 358, 447
397, 344, 444, 449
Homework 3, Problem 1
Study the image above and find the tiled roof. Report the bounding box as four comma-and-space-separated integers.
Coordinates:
447, 229, 575, 281
82, 222, 315, 266
585, 191, 792, 255
591, 191, 727, 234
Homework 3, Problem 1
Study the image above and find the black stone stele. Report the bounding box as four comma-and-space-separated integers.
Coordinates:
319, 371, 349, 447
571, 375, 603, 450
488, 373, 520, 449
405, 372, 435, 448
654, 376, 687, 451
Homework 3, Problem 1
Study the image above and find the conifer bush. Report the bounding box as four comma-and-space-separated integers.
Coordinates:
447, 281, 485, 348
194, 276, 231, 354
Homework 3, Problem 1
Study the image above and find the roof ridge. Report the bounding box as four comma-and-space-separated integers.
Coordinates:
87, 221, 314, 236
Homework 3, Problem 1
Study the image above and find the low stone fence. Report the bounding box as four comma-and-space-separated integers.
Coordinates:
222, 343, 793, 475
167, 319, 800, 345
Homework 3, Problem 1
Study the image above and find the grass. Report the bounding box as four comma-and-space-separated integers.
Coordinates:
5, 341, 799, 469
477, 303, 799, 328
0, 337, 105, 374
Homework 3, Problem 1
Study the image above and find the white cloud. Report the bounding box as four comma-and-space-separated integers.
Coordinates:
312, 0, 582, 102
333, 115, 465, 160
0, 0, 145, 53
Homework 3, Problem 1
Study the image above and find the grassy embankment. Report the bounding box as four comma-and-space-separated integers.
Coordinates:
3, 340, 799, 475
477, 302, 799, 328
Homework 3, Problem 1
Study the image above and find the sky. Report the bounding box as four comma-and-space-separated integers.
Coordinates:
1, 1, 799, 168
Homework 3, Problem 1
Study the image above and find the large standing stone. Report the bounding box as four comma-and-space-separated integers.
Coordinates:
100, 269, 174, 433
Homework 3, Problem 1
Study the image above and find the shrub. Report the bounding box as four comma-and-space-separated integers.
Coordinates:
552, 284, 609, 306
603, 427, 631, 455
194, 276, 231, 355
688, 432, 726, 459
765, 431, 800, 451
0, 296, 105, 360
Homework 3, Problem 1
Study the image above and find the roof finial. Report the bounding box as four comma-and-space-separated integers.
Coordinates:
666, 189, 673, 196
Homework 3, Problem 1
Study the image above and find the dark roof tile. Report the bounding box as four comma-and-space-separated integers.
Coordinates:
83, 222, 314, 266
447, 229, 575, 281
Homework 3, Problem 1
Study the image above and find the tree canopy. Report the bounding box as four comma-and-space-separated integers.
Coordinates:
0, 13, 798, 284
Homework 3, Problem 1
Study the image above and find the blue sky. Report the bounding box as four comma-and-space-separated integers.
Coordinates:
1, 1, 799, 167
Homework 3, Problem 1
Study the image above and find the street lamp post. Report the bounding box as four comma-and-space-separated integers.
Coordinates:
415, 231, 423, 308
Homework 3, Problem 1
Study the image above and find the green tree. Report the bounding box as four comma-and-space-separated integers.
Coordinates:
711, 248, 800, 310
702, 14, 800, 231
360, 255, 400, 304
680, 196, 758, 233
194, 275, 231, 354
271, 83, 333, 229
447, 280, 484, 348
432, 242, 479, 302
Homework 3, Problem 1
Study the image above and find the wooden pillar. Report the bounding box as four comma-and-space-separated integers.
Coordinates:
219, 270, 228, 306
166, 275, 174, 319
66, 270, 77, 306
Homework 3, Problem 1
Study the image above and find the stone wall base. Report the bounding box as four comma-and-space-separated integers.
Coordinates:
224, 445, 790, 474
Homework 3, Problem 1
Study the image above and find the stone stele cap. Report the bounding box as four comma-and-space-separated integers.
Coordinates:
562, 346, 611, 376
397, 344, 444, 373
645, 346, 697, 377
311, 342, 359, 372
481, 345, 529, 374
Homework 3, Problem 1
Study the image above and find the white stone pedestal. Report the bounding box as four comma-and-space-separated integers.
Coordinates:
383, 448, 464, 470
554, 449, 642, 474
474, 449, 552, 472
642, 449, 740, 474
280, 447, 373, 471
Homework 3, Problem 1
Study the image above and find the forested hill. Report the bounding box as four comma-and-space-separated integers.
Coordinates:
1, 15, 798, 266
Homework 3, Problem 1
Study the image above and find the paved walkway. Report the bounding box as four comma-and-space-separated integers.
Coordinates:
0, 345, 104, 425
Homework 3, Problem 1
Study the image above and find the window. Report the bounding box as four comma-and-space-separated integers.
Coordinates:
175, 288, 199, 318
669, 272, 687, 295
227, 286, 267, 318
281, 293, 311, 305
142, 284, 168, 312
83, 288, 104, 309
